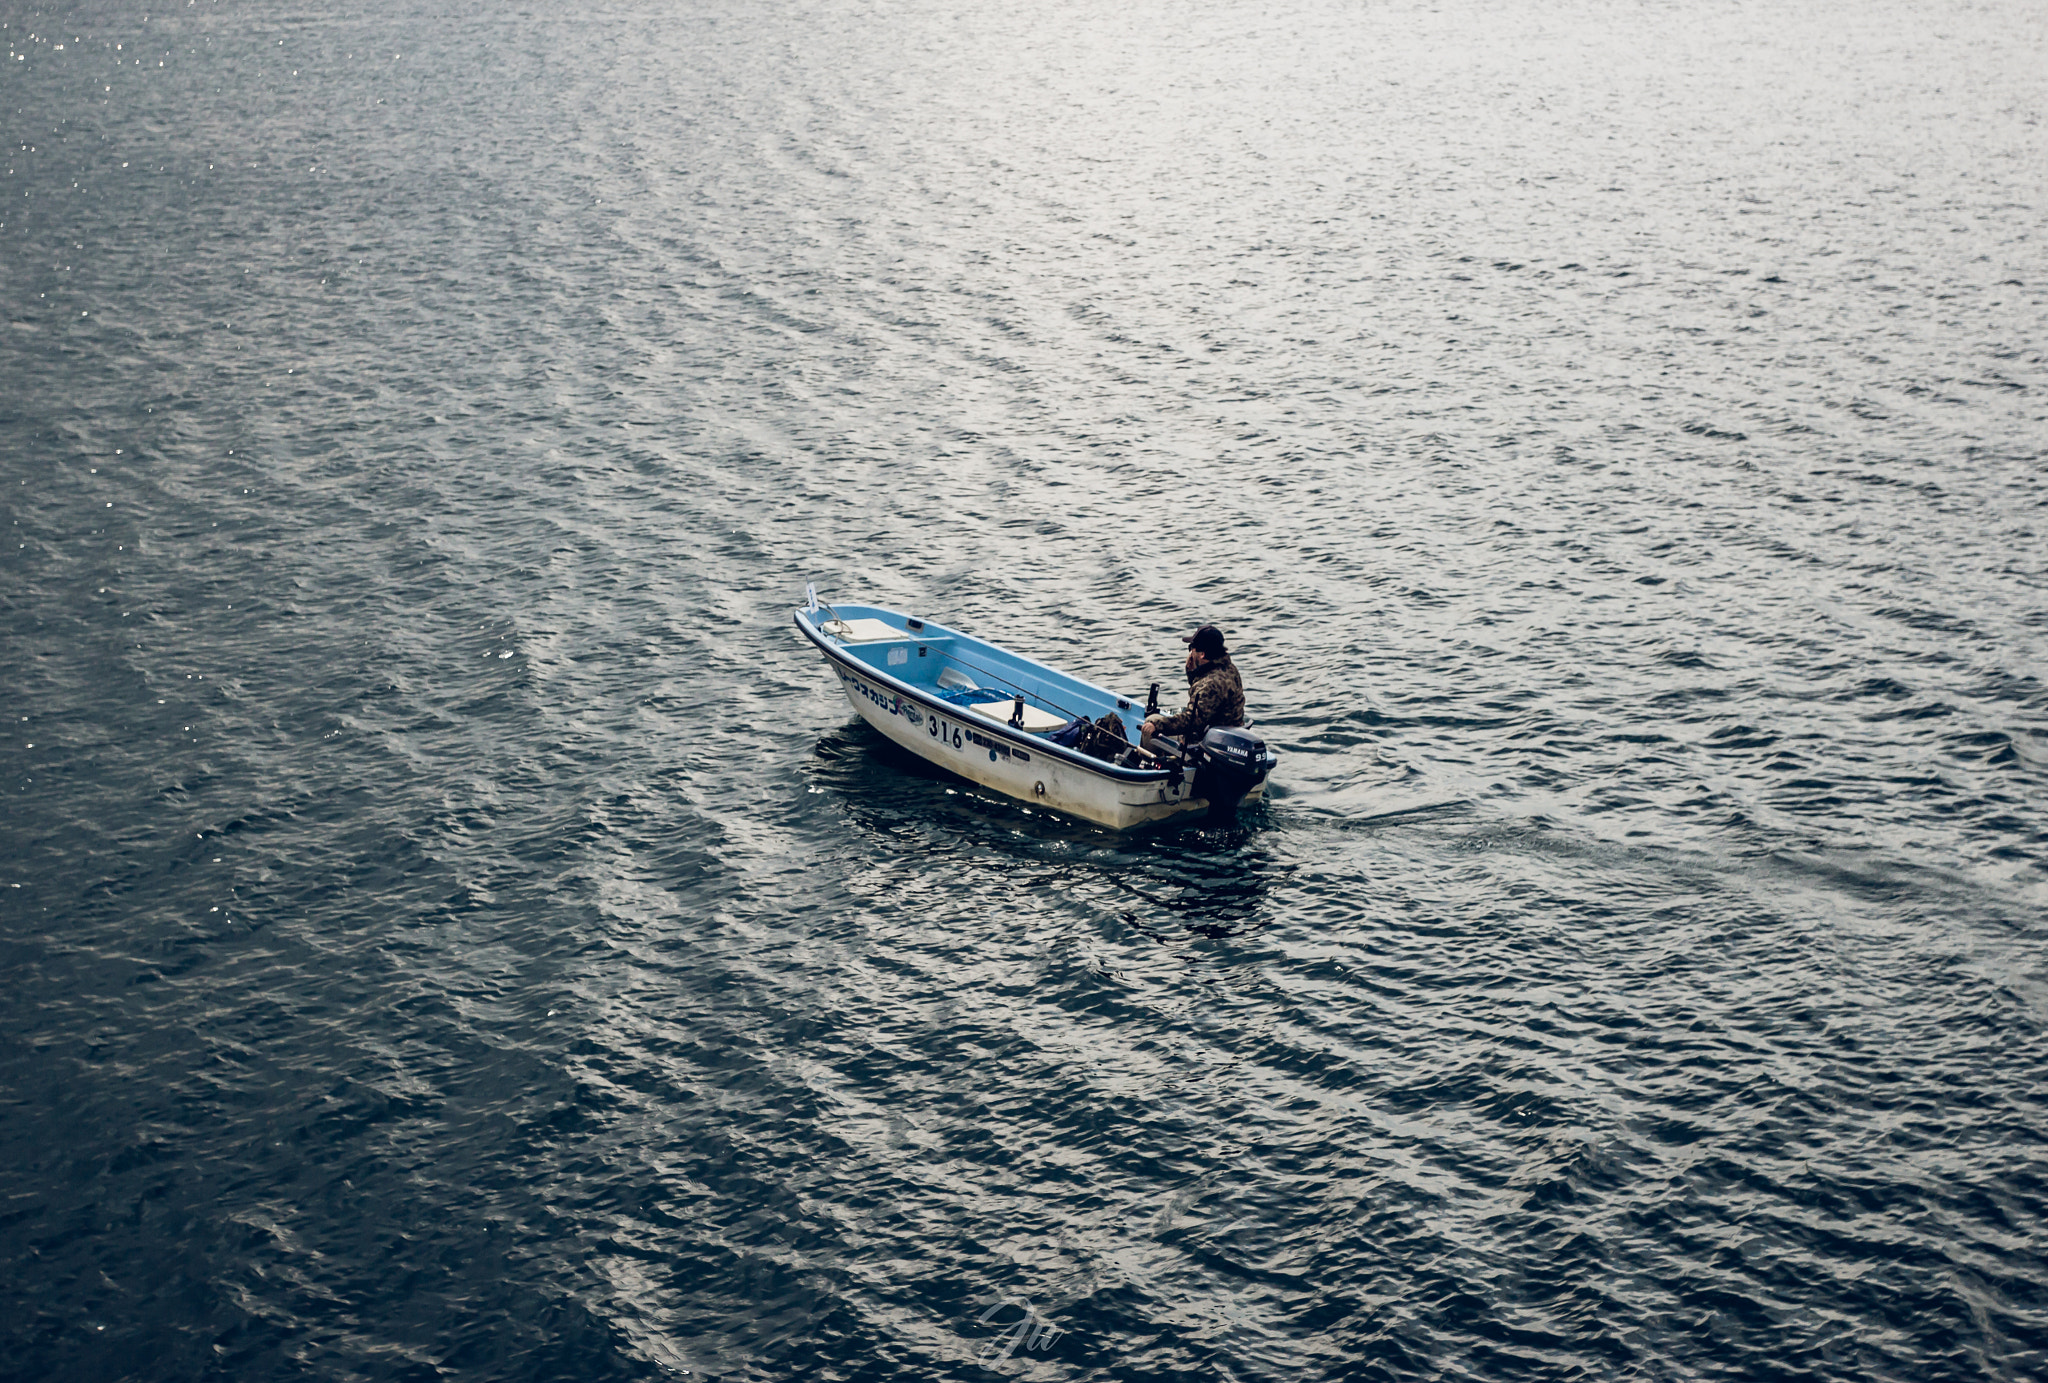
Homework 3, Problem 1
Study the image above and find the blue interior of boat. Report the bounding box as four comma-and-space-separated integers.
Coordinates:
800, 603, 1138, 743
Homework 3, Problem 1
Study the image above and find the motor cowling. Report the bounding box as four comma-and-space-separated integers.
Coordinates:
1189, 727, 1278, 819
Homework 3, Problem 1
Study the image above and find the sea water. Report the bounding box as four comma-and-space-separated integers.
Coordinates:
2, 2, 2044, 1378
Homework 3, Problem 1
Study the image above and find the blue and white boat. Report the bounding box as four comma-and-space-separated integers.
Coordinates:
794, 590, 1276, 830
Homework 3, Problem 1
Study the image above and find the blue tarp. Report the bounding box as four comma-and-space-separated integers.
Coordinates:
935, 686, 1012, 706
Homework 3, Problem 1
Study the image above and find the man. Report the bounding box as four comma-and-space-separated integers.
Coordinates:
1139, 624, 1246, 758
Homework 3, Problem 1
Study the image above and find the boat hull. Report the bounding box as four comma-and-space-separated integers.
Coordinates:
812, 625, 1265, 831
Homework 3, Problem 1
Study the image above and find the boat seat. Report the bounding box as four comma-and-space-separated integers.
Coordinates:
822, 617, 907, 643
963, 699, 1070, 734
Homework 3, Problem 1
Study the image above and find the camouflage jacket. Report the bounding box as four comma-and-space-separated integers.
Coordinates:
1152, 656, 1246, 743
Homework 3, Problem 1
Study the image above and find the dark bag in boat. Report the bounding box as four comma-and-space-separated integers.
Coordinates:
1046, 712, 1129, 762
1048, 716, 1089, 746
1074, 711, 1130, 763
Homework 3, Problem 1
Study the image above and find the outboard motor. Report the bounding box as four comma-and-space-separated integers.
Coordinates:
1189, 727, 1278, 820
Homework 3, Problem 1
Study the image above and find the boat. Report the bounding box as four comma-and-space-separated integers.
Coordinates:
794, 589, 1276, 830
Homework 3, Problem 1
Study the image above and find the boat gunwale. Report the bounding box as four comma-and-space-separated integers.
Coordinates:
793, 607, 1172, 784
